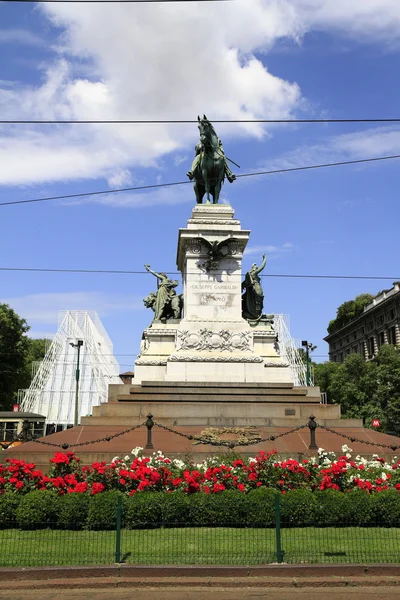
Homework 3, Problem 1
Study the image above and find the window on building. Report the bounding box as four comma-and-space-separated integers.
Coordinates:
389, 327, 397, 345
379, 332, 385, 347
361, 327, 365, 334
353, 345, 358, 353
378, 315, 384, 327
389, 309, 396, 321
339, 352, 343, 362
340, 340, 343, 347
353, 332, 357, 340
368, 322, 374, 332
0, 421, 18, 442
368, 337, 375, 357
346, 336, 350, 344
333, 343, 337, 350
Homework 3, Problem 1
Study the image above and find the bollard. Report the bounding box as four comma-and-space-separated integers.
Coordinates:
308, 414, 318, 449
145, 413, 154, 449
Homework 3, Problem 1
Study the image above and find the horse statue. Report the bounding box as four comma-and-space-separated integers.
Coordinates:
187, 115, 236, 204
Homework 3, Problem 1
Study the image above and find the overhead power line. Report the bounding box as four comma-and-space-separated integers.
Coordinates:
0, 267, 398, 281
3, 118, 400, 124
1, 153, 399, 208
2, 0, 232, 3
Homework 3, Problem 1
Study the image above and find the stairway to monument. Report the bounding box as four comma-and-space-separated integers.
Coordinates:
80, 381, 345, 427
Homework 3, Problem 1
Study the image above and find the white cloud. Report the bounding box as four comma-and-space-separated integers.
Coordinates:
1, 0, 400, 188
244, 242, 294, 256
294, 0, 400, 42
264, 126, 400, 171
0, 291, 144, 327
0, 29, 44, 47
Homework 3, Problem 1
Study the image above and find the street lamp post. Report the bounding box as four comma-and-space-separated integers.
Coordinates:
70, 340, 83, 427
301, 340, 316, 386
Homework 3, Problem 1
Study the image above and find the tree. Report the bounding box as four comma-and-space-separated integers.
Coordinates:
0, 304, 30, 410
314, 361, 340, 403
15, 338, 48, 394
327, 293, 374, 334
315, 347, 400, 435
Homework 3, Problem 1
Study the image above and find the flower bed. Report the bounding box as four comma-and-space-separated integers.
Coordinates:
1, 445, 400, 497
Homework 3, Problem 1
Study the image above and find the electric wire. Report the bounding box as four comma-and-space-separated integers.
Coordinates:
1, 153, 399, 208
0, 267, 398, 280
4, 118, 400, 124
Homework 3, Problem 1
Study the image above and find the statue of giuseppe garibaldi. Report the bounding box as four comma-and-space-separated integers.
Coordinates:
186, 115, 237, 205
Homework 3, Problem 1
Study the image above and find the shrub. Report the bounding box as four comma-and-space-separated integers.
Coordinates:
163, 492, 191, 527
313, 489, 349, 527
342, 489, 373, 526
57, 493, 90, 530
0, 492, 22, 528
245, 488, 277, 528
87, 491, 125, 530
188, 491, 247, 528
371, 490, 400, 527
281, 489, 315, 527
125, 492, 164, 529
16, 491, 61, 530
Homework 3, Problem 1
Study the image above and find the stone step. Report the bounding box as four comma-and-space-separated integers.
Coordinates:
126, 387, 309, 397
137, 381, 296, 389
89, 401, 340, 421
117, 393, 317, 403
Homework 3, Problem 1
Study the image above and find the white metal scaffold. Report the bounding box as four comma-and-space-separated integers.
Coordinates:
274, 314, 312, 387
19, 311, 122, 426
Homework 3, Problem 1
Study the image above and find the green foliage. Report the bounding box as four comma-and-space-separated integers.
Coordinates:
245, 488, 276, 527
125, 492, 164, 529
0, 492, 22, 528
315, 346, 400, 434
3, 488, 400, 532
16, 491, 61, 530
15, 338, 49, 395
344, 490, 373, 526
188, 491, 248, 527
0, 304, 30, 410
314, 361, 340, 404
281, 489, 315, 527
162, 492, 191, 527
57, 493, 90, 530
371, 490, 400, 527
86, 491, 125, 530
313, 489, 349, 527
327, 293, 374, 335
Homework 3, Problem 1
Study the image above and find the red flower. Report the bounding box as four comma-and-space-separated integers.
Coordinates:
91, 482, 105, 495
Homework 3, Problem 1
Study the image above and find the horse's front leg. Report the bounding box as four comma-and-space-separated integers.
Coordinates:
202, 169, 210, 203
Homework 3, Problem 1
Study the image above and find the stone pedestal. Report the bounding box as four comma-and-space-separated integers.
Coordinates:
134, 204, 293, 384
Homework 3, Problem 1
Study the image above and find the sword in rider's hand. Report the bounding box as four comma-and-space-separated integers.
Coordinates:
216, 148, 241, 169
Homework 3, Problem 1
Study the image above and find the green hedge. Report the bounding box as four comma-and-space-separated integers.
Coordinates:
0, 492, 22, 528
2, 489, 400, 530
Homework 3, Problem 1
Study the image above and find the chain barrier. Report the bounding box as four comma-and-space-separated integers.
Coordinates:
3, 413, 399, 454
317, 424, 400, 452
4, 422, 147, 451
152, 420, 309, 449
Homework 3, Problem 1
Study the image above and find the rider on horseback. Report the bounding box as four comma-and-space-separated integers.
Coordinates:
187, 137, 236, 183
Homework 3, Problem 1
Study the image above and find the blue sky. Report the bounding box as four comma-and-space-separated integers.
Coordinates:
1, 0, 400, 370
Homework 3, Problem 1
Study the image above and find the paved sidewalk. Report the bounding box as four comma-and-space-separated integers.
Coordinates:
2, 587, 400, 600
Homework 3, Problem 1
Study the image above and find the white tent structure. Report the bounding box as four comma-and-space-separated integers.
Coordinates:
19, 311, 121, 427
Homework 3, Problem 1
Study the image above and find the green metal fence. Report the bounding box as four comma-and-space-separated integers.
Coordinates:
1, 495, 400, 567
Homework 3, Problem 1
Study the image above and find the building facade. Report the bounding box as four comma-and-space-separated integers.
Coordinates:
325, 282, 400, 363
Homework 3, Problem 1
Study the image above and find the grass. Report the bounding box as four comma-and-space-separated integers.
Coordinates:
0, 527, 399, 567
